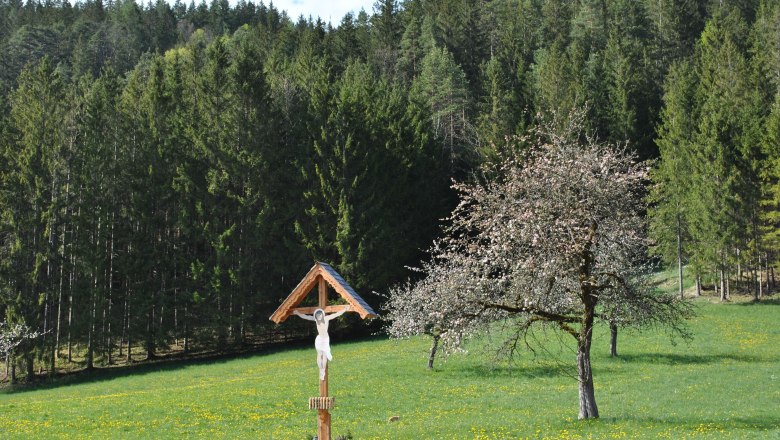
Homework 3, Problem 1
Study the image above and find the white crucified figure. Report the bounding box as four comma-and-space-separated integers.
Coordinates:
293, 306, 351, 380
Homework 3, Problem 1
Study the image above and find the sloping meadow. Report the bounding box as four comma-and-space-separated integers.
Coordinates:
0, 298, 777, 439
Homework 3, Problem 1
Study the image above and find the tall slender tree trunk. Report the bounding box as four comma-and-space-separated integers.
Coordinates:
764, 253, 770, 294
86, 217, 100, 370
67, 202, 80, 363
752, 265, 758, 300
55, 201, 67, 361
146, 305, 155, 360
676, 214, 684, 299
719, 268, 725, 302
758, 252, 763, 300
86, 284, 96, 370
736, 248, 742, 291
183, 304, 189, 354
106, 288, 113, 365
119, 279, 127, 358
66, 272, 73, 362
725, 269, 730, 300
126, 286, 132, 364
103, 219, 113, 365
695, 273, 701, 297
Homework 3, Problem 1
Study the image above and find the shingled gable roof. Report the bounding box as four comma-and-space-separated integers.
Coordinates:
269, 262, 378, 324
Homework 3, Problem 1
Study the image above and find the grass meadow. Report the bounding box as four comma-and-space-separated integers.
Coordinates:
0, 274, 778, 439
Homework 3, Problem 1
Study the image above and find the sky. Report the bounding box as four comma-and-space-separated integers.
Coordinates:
270, 0, 376, 24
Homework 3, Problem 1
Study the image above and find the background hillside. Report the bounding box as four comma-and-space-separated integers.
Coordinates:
2, 0, 780, 379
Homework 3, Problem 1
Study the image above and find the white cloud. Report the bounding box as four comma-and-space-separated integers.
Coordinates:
269, 0, 375, 25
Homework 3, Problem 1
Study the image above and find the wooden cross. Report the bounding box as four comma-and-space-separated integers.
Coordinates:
269, 262, 377, 440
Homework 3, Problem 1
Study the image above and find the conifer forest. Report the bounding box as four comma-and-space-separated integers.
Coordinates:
1, 0, 779, 380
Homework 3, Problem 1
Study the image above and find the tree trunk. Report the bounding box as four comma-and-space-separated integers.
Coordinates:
764, 253, 770, 294
87, 214, 99, 371
86, 284, 96, 370
66, 279, 73, 362
758, 252, 763, 300
183, 304, 189, 354
427, 333, 441, 370
106, 296, 112, 365
107, 218, 114, 365
752, 261, 759, 300
609, 322, 618, 357
126, 244, 133, 364
736, 248, 742, 291
719, 268, 725, 302
10, 351, 15, 384
55, 214, 66, 364
695, 274, 701, 297
25, 351, 34, 381
146, 306, 155, 360
577, 285, 599, 420
676, 214, 684, 299
577, 331, 598, 419
68, 200, 82, 363
725, 269, 730, 300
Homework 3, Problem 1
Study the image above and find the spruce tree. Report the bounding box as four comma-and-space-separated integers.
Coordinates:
0, 57, 67, 378
410, 45, 474, 171
649, 61, 697, 298
692, 8, 761, 299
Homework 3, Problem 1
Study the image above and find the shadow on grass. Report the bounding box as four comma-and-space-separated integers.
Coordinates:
616, 352, 774, 365
449, 361, 625, 381
0, 344, 296, 396
0, 334, 386, 395
0, 332, 391, 395
732, 296, 780, 306
600, 415, 780, 432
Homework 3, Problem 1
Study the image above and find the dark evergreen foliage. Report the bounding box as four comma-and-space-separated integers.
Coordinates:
0, 0, 777, 378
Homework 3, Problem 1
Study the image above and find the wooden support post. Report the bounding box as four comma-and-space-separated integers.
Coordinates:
318, 365, 330, 440
318, 276, 328, 310
317, 276, 330, 440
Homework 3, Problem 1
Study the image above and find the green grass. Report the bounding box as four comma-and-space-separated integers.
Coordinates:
1, 297, 778, 438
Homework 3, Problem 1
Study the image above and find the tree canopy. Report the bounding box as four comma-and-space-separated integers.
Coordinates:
386, 114, 693, 419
